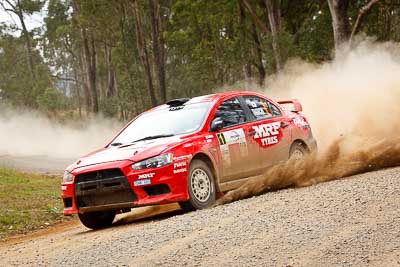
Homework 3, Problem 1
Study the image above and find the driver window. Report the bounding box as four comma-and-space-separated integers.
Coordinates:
214, 97, 247, 128
244, 96, 281, 120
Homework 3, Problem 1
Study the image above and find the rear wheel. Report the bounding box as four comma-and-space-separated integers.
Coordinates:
179, 159, 216, 212
78, 210, 116, 230
289, 142, 308, 161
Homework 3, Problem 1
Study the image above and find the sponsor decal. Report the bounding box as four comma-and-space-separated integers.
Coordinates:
134, 179, 151, 186
174, 154, 192, 162
173, 168, 187, 174
205, 134, 214, 143
251, 107, 266, 116
174, 161, 187, 169
138, 173, 155, 179
220, 129, 247, 146
216, 128, 248, 166
252, 122, 281, 147
293, 117, 309, 127
61, 185, 67, 191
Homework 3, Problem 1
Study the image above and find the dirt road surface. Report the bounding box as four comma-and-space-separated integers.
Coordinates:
1, 167, 399, 266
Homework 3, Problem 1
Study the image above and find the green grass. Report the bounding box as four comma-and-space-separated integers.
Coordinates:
0, 167, 71, 239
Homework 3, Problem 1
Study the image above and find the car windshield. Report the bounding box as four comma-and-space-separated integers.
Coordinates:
111, 102, 212, 145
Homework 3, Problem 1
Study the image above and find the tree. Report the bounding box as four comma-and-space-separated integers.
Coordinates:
350, 0, 381, 43
132, 0, 158, 107
0, 0, 45, 80
149, 0, 167, 102
0, 27, 51, 107
239, 0, 282, 72
264, 0, 282, 70
327, 0, 351, 49
327, 0, 382, 51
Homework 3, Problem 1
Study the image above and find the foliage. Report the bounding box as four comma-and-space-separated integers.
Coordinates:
0, 0, 399, 118
36, 87, 71, 113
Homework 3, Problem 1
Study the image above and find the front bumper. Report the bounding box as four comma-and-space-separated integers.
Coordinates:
62, 160, 189, 215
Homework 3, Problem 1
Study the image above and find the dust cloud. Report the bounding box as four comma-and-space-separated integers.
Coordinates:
217, 40, 400, 205
0, 107, 122, 159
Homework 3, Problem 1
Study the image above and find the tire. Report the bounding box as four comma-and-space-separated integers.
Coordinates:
78, 211, 116, 230
289, 142, 308, 161
179, 159, 216, 212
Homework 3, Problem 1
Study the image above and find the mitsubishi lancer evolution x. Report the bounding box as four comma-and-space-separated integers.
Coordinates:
62, 91, 317, 229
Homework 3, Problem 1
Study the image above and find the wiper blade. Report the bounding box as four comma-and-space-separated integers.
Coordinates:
132, 134, 174, 143
110, 142, 123, 147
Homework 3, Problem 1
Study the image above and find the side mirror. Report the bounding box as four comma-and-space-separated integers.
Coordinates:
210, 117, 224, 132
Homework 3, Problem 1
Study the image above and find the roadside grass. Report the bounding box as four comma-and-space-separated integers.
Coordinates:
0, 167, 71, 239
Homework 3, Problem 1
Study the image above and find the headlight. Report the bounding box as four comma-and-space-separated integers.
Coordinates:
132, 153, 173, 170
63, 171, 74, 183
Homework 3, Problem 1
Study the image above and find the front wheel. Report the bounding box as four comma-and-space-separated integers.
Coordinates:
179, 159, 216, 212
78, 210, 116, 230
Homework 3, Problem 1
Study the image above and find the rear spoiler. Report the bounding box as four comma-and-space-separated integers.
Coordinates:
277, 99, 303, 113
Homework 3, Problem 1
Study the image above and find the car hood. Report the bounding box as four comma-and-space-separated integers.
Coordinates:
68, 136, 185, 172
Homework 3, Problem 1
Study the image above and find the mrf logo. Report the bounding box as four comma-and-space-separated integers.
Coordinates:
252, 122, 281, 147
138, 173, 155, 179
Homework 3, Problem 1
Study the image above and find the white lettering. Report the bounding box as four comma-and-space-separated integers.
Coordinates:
174, 161, 187, 168
252, 122, 280, 139
173, 168, 187, 174
260, 136, 278, 146
174, 154, 192, 162
138, 173, 155, 179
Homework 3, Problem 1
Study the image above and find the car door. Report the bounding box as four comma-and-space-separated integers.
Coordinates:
211, 97, 260, 182
242, 95, 292, 170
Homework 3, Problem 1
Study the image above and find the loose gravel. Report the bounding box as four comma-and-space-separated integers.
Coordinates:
1, 167, 400, 267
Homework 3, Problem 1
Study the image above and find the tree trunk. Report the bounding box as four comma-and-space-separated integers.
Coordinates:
105, 44, 117, 97
73, 67, 82, 118
132, 0, 158, 107
238, 2, 252, 81
149, 0, 167, 103
265, 0, 282, 71
17, 10, 36, 81
73, 0, 98, 113
239, 0, 269, 33
240, 0, 282, 72
350, 0, 380, 43
78, 47, 92, 113
250, 21, 266, 85
88, 37, 98, 113
327, 0, 351, 50
1, 0, 36, 80
81, 28, 98, 113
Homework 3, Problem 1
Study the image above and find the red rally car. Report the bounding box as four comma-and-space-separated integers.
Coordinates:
62, 91, 317, 229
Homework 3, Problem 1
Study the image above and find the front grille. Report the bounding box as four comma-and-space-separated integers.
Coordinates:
74, 169, 136, 209
143, 184, 171, 196
75, 169, 124, 183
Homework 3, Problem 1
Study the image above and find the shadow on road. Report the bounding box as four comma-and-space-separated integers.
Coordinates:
114, 203, 184, 226
75, 204, 184, 235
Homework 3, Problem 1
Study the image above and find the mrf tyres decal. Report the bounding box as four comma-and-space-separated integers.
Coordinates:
252, 121, 282, 147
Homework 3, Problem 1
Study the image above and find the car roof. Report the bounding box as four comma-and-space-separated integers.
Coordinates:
148, 91, 270, 112
189, 91, 266, 103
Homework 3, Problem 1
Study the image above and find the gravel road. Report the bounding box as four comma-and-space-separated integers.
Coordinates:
1, 167, 400, 267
